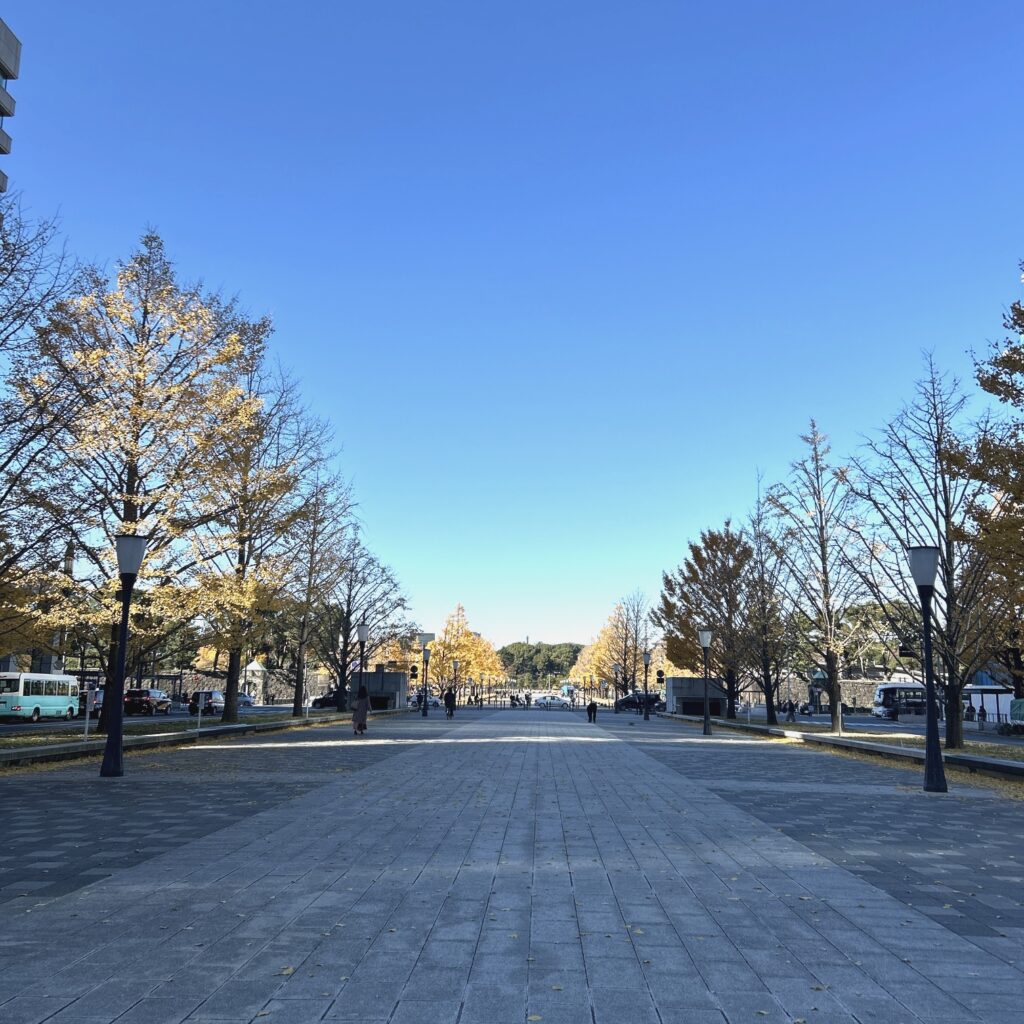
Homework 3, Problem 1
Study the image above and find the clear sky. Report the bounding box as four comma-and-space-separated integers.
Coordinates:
6, 2, 1022, 648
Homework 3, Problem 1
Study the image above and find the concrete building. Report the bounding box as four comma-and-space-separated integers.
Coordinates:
0, 18, 20, 192
664, 675, 728, 717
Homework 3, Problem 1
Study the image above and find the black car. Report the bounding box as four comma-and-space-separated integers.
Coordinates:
311, 690, 341, 709
614, 692, 666, 714
124, 687, 172, 715
188, 689, 225, 715
78, 686, 105, 718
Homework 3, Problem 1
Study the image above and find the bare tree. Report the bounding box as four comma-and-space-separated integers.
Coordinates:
309, 532, 413, 711
609, 590, 648, 697
769, 422, 865, 733
847, 359, 1004, 747
0, 191, 74, 354
743, 490, 790, 725
286, 473, 354, 717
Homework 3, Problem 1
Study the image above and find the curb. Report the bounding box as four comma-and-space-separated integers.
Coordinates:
0, 707, 414, 768
657, 712, 1024, 782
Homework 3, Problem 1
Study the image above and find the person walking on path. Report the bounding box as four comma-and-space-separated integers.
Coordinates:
352, 685, 370, 736
785, 699, 797, 723
587, 699, 598, 723
444, 687, 456, 719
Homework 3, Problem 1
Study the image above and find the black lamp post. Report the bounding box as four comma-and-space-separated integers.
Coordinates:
908, 546, 948, 794
100, 533, 147, 778
642, 649, 651, 720
613, 662, 621, 705
422, 647, 431, 716
357, 617, 368, 701
453, 658, 459, 700
699, 628, 713, 737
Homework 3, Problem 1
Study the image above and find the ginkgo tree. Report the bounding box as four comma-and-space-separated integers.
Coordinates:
19, 234, 254, 728
190, 334, 330, 722
427, 604, 503, 697
570, 595, 676, 698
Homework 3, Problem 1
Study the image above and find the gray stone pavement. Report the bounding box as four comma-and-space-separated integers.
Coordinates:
1, 709, 1023, 1024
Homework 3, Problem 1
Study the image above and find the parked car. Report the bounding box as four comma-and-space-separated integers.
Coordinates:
124, 687, 172, 715
614, 692, 666, 714
188, 689, 225, 715
79, 686, 105, 718
535, 694, 570, 709
311, 690, 341, 709
408, 693, 442, 708
237, 692, 256, 708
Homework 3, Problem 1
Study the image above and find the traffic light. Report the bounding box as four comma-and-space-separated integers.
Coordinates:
410, 664, 418, 680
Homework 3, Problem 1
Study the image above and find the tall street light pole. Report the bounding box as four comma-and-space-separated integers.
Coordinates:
642, 649, 651, 720
908, 546, 948, 794
421, 647, 431, 716
100, 533, 148, 778
357, 617, 368, 703
613, 662, 621, 705
699, 629, 713, 737
417, 632, 434, 718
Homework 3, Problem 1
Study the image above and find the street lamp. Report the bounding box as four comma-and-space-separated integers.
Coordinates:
698, 629, 713, 737
100, 533, 148, 778
908, 546, 948, 793
357, 617, 369, 704
453, 658, 459, 706
421, 646, 431, 716
642, 649, 651, 720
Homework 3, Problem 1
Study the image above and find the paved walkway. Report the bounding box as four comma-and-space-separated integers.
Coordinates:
1, 710, 1023, 1024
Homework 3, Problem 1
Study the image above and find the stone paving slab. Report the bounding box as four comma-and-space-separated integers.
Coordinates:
1, 710, 1023, 1023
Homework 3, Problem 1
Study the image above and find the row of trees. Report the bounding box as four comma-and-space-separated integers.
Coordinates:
656, 324, 1024, 747
574, 267, 1024, 750
0, 198, 420, 723
569, 592, 677, 695
498, 640, 583, 683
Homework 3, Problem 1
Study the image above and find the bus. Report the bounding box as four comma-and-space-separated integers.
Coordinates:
0, 673, 80, 721
872, 682, 927, 719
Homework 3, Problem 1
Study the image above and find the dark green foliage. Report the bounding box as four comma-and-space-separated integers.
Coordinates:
498, 641, 583, 682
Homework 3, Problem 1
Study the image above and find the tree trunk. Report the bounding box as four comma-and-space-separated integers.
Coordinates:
222, 647, 241, 723
726, 667, 738, 718
762, 660, 779, 726
292, 619, 307, 718
1009, 646, 1024, 699
826, 650, 842, 734
96, 620, 119, 734
335, 631, 351, 712
943, 687, 964, 749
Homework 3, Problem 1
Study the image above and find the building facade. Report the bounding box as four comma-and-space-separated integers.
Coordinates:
0, 18, 21, 191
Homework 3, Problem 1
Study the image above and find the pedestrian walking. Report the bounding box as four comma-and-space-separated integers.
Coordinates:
785, 699, 797, 723
587, 699, 598, 723
352, 685, 370, 736
444, 687, 456, 719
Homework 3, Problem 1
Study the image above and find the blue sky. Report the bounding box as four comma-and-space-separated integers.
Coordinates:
6, 1, 1022, 647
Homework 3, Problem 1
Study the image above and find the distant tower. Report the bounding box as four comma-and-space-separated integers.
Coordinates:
0, 18, 21, 192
